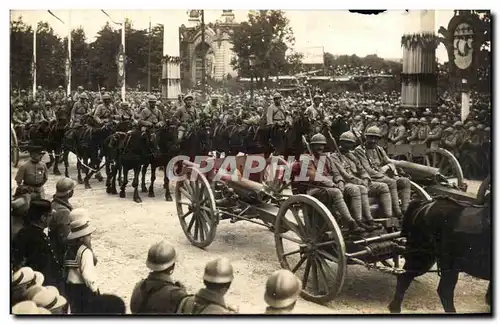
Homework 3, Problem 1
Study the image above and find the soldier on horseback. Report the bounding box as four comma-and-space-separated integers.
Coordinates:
305, 94, 327, 132
203, 95, 222, 117
118, 101, 136, 121
173, 93, 198, 140
139, 95, 164, 131
266, 92, 288, 126
53, 85, 66, 103
30, 102, 47, 124
71, 93, 90, 127
94, 93, 118, 125
354, 126, 411, 218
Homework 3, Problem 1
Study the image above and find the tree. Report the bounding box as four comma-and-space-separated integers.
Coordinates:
230, 10, 296, 82
285, 51, 304, 75
10, 16, 34, 90
88, 22, 120, 89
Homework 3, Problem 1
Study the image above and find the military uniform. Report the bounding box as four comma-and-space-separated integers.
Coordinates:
94, 93, 116, 124
442, 127, 457, 152
266, 92, 288, 125
427, 119, 442, 149
15, 149, 48, 199
417, 118, 430, 144
118, 102, 136, 121
407, 118, 419, 145
71, 100, 89, 126
390, 118, 406, 144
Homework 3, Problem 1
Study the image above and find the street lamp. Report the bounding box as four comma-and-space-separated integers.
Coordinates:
249, 54, 256, 102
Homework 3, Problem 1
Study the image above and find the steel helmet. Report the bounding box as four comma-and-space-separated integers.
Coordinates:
148, 95, 157, 102
273, 92, 282, 99
121, 101, 130, 107
378, 116, 386, 122
79, 93, 88, 100
45, 101, 52, 106
77, 85, 84, 90
310, 133, 327, 145
146, 241, 177, 272
396, 117, 405, 124
102, 93, 111, 100
33, 102, 40, 107
203, 258, 234, 284
484, 127, 490, 132
58, 85, 63, 89
465, 121, 473, 127
55, 177, 76, 197
418, 117, 426, 123
443, 127, 454, 133
264, 269, 302, 309
339, 131, 356, 143
477, 124, 485, 130
313, 94, 322, 100
453, 121, 463, 127
468, 126, 476, 132
441, 120, 448, 126
365, 126, 381, 137
431, 118, 439, 124
16, 102, 24, 107
388, 119, 395, 124
354, 115, 362, 121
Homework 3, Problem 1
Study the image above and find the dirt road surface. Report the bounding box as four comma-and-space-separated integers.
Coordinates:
11, 154, 490, 314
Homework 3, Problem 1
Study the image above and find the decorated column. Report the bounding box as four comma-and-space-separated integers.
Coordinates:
162, 24, 182, 100
401, 10, 438, 111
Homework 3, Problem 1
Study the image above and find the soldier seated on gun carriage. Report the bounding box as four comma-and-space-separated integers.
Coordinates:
353, 126, 411, 218
291, 133, 378, 235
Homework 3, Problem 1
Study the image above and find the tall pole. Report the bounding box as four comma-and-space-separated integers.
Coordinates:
32, 23, 37, 97
121, 18, 126, 101
67, 11, 72, 97
201, 9, 206, 96
148, 18, 151, 93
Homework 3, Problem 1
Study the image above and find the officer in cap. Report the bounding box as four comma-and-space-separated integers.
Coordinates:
177, 258, 238, 314
264, 270, 302, 314
15, 145, 48, 199
266, 92, 288, 126
303, 133, 365, 234
331, 131, 393, 223
354, 126, 411, 218
130, 241, 188, 314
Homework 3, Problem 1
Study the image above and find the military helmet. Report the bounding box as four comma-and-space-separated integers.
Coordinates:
16, 102, 24, 107
484, 127, 491, 132
431, 118, 439, 124
183, 93, 194, 101
378, 116, 386, 122
100, 87, 106, 92
273, 92, 282, 99
468, 126, 476, 132
33, 102, 40, 107
45, 101, 52, 106
148, 95, 157, 102
55, 177, 75, 197
310, 133, 327, 145
313, 94, 322, 100
203, 258, 234, 284
102, 93, 111, 100
339, 131, 356, 143
477, 124, 485, 130
121, 101, 130, 107
441, 120, 448, 126
77, 85, 84, 90
453, 121, 463, 127
354, 115, 362, 121
146, 241, 176, 272
465, 121, 473, 127
58, 85, 63, 89
365, 126, 381, 137
79, 93, 88, 100
408, 118, 415, 123
396, 117, 404, 124
388, 119, 395, 124
443, 127, 454, 133
264, 269, 302, 309
419, 117, 426, 123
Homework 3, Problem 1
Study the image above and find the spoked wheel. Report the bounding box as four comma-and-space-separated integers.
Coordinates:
175, 163, 218, 248
11, 125, 19, 167
476, 175, 491, 205
274, 194, 347, 304
425, 148, 465, 190
410, 180, 432, 202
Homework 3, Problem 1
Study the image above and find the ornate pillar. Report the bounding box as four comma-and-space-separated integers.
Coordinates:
401, 10, 438, 112
162, 24, 182, 100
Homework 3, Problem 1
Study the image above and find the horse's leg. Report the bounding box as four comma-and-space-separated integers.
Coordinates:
105, 158, 112, 193
118, 166, 123, 187
132, 165, 142, 203
388, 253, 435, 313
53, 148, 61, 175
83, 155, 96, 189
164, 164, 172, 201
46, 151, 55, 169
63, 150, 70, 178
76, 155, 84, 184
119, 165, 129, 198
437, 270, 459, 313
148, 163, 156, 198
141, 162, 149, 193
110, 160, 119, 195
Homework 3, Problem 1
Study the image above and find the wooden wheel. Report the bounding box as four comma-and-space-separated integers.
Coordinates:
274, 194, 347, 304
175, 164, 218, 248
425, 148, 465, 190
476, 175, 491, 205
11, 124, 19, 167
410, 180, 432, 202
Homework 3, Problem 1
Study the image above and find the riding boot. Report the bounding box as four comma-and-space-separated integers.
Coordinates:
358, 185, 374, 221
396, 177, 411, 213
344, 184, 363, 222
348, 220, 365, 234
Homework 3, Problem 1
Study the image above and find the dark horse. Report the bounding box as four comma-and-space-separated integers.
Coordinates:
109, 128, 157, 203
388, 195, 491, 313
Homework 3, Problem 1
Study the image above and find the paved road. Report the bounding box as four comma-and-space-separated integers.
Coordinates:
11, 154, 490, 314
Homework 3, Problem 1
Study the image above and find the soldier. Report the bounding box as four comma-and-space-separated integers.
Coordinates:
173, 93, 198, 140
130, 241, 188, 314
266, 92, 288, 126
177, 258, 238, 314
15, 145, 48, 199
378, 116, 388, 140
304, 133, 365, 233
30, 102, 47, 124
118, 102, 136, 121
73, 86, 85, 102
94, 93, 118, 124
332, 131, 393, 222
354, 126, 411, 218
389, 117, 406, 145
12, 102, 31, 126
441, 127, 456, 151
304, 94, 325, 121
140, 95, 164, 128
352, 115, 364, 134
70, 93, 90, 127
263, 270, 302, 314
43, 101, 56, 121
426, 118, 442, 149
416, 117, 430, 144
387, 119, 396, 142
49, 178, 76, 265
453, 121, 467, 151
53, 86, 66, 103
406, 118, 419, 145
204, 95, 222, 117
364, 115, 378, 131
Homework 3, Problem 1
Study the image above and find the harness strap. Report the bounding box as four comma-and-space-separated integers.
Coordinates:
137, 280, 170, 313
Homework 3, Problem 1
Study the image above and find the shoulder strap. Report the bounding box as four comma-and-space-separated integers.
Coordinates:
137, 279, 171, 313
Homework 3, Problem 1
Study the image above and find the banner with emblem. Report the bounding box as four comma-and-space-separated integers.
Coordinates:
116, 44, 125, 92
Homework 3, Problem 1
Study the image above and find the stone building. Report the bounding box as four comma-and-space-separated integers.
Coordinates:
179, 10, 239, 89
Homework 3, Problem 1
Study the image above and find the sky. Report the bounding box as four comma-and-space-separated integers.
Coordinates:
10, 9, 454, 62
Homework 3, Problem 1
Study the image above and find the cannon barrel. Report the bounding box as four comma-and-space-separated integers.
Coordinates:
390, 159, 440, 178
220, 174, 269, 202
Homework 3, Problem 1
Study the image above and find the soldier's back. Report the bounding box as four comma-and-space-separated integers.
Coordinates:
130, 277, 187, 314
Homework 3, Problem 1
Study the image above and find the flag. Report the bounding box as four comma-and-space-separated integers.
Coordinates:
101, 10, 122, 25
47, 10, 65, 24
